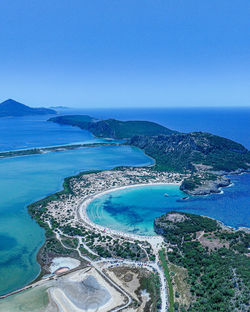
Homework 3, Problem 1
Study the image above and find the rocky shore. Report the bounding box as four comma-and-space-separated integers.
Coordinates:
180, 168, 249, 195
180, 175, 231, 195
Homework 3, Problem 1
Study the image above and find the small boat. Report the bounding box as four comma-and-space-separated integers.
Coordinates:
164, 193, 169, 197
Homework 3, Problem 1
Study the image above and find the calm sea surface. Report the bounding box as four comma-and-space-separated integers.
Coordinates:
64, 107, 250, 149
87, 174, 250, 236
0, 145, 152, 295
0, 114, 106, 151
0, 107, 249, 295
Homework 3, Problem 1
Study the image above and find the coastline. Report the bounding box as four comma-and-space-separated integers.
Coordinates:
2, 131, 249, 300
0, 142, 121, 159
21, 164, 250, 291
25, 167, 184, 275
78, 182, 181, 241
79, 180, 250, 237
3, 172, 248, 307
1, 162, 249, 310
1, 111, 249, 310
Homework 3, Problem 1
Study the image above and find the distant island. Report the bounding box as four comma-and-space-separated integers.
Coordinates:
49, 114, 250, 195
0, 99, 56, 117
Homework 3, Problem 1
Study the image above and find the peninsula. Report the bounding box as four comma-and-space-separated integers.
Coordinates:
0, 99, 56, 117
1, 114, 249, 312
49, 115, 176, 138
49, 115, 250, 195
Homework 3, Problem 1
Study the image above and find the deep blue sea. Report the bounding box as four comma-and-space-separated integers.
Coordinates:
62, 107, 250, 149
0, 107, 249, 295
0, 114, 106, 151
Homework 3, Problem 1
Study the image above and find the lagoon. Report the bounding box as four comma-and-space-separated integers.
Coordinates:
1, 108, 250, 296
0, 145, 152, 296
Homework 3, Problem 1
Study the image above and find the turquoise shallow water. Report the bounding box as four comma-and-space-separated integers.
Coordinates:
0, 145, 152, 295
1, 108, 249, 297
87, 174, 250, 236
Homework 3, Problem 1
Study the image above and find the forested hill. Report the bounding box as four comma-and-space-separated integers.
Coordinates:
129, 132, 250, 173
154, 211, 250, 311
49, 115, 250, 194
0, 99, 56, 117
49, 115, 176, 138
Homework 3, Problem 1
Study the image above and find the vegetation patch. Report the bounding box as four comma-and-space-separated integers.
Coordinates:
155, 212, 250, 311
159, 249, 174, 312
61, 236, 78, 249
137, 272, 162, 312
168, 263, 192, 310
49, 115, 175, 139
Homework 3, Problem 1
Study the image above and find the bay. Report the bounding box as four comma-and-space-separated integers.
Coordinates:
87, 173, 250, 236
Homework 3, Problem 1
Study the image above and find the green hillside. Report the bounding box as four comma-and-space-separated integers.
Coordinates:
49, 115, 176, 138
129, 132, 250, 173
154, 212, 250, 312
49, 115, 97, 128
49, 115, 250, 194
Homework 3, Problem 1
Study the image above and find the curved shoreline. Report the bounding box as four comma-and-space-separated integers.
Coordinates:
2, 172, 249, 306
79, 180, 250, 237
78, 182, 181, 241
3, 161, 248, 299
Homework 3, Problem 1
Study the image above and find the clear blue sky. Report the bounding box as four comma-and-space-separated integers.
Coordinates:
0, 0, 249, 108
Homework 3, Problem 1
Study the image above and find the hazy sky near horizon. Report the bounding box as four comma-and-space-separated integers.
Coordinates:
0, 0, 249, 108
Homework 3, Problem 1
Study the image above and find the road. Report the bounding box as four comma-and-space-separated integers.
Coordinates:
55, 229, 168, 312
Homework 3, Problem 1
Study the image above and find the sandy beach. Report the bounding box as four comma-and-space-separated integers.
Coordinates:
79, 182, 180, 242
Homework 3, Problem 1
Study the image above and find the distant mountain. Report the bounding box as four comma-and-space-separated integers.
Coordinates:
0, 99, 56, 117
49, 115, 176, 138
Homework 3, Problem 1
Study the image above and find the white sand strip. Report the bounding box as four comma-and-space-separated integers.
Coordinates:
78, 182, 180, 242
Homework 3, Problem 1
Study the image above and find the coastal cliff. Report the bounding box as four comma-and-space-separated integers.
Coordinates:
180, 175, 231, 195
